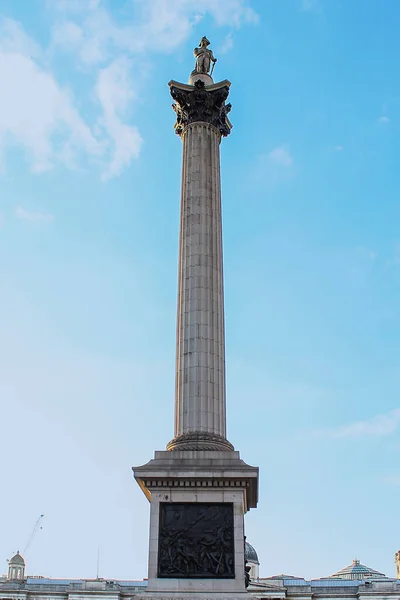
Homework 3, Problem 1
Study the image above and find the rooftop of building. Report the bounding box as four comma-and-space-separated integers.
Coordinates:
1, 576, 399, 590
0, 577, 147, 589
245, 540, 259, 565
1, 545, 395, 594
328, 558, 386, 580
8, 551, 25, 566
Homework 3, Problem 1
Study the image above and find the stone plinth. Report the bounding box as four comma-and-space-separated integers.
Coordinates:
133, 451, 258, 595
188, 72, 214, 86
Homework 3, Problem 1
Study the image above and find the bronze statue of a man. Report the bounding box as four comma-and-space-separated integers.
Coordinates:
194, 36, 217, 75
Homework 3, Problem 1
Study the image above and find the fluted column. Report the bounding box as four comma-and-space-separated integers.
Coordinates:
133, 73, 259, 593
167, 79, 233, 452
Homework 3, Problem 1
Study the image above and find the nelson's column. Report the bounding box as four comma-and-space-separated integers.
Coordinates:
133, 37, 259, 600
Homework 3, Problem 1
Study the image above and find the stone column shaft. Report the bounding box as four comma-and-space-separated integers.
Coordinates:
175, 122, 226, 437
167, 79, 233, 452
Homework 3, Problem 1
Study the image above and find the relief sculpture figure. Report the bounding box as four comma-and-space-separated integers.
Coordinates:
158, 503, 235, 578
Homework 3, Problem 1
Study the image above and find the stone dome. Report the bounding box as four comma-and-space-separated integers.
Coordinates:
245, 541, 259, 564
9, 552, 25, 566
330, 559, 386, 580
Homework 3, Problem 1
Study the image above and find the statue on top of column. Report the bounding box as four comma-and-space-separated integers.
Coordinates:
193, 36, 217, 75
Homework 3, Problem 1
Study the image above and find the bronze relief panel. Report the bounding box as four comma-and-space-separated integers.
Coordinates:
158, 502, 235, 578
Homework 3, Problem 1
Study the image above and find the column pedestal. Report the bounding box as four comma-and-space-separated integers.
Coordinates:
133, 451, 258, 597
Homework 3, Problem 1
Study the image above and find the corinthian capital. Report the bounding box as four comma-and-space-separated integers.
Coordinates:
169, 79, 232, 137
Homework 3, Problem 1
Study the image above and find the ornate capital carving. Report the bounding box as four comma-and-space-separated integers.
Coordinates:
170, 80, 232, 137
166, 432, 234, 452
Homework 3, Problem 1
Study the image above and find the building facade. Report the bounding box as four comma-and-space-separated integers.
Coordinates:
2, 550, 400, 600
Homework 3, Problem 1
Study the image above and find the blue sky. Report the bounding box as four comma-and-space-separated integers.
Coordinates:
1, 0, 400, 582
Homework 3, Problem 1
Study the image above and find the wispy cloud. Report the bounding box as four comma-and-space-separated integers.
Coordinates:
219, 33, 234, 54
377, 116, 390, 126
253, 145, 295, 186
315, 409, 400, 439
95, 57, 142, 181
301, 0, 321, 12
335, 145, 344, 151
15, 206, 54, 223
268, 145, 293, 168
49, 0, 258, 65
1, 1, 258, 179
0, 17, 101, 174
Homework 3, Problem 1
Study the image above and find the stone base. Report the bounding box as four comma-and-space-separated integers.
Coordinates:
166, 432, 234, 452
133, 451, 258, 594
188, 72, 214, 86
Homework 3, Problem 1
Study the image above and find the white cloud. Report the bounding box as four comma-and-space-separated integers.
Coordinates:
377, 116, 390, 125
0, 16, 41, 57
268, 145, 293, 168
50, 0, 258, 65
219, 33, 234, 54
301, 0, 321, 12
0, 1, 257, 179
254, 145, 295, 186
133, 0, 258, 49
1, 15, 142, 179
315, 408, 400, 439
51, 21, 83, 49
16, 206, 54, 222
95, 58, 142, 180
0, 51, 101, 173
335, 145, 344, 151
51, 9, 117, 65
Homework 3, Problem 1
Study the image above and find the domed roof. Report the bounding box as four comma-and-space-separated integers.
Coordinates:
245, 541, 259, 564
330, 559, 386, 580
9, 552, 25, 566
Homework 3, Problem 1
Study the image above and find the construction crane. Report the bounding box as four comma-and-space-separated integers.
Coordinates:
23, 514, 44, 556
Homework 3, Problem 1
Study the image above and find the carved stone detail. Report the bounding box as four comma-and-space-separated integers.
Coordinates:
166, 432, 234, 452
144, 478, 249, 489
171, 80, 232, 137
158, 503, 235, 579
